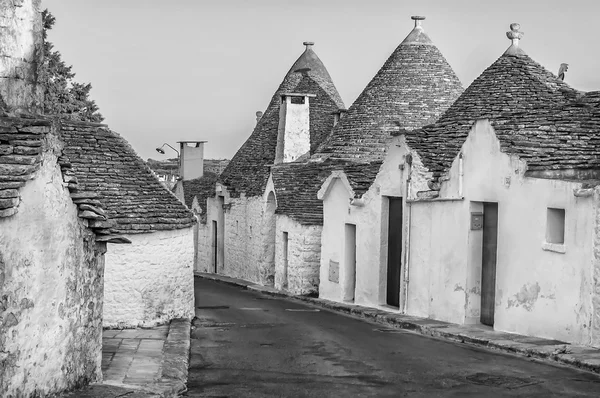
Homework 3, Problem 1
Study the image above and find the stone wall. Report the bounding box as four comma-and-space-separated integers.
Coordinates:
200, 191, 278, 286
103, 227, 195, 328
0, 0, 44, 109
0, 130, 105, 396
275, 215, 321, 295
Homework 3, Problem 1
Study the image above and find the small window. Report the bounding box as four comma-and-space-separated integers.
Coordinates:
290, 96, 305, 104
546, 208, 565, 244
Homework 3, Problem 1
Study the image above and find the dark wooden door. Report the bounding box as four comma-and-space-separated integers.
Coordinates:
386, 197, 403, 307
212, 220, 218, 273
480, 202, 498, 326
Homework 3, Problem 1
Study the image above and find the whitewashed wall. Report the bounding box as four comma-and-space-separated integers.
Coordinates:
407, 120, 596, 345
0, 133, 104, 395
275, 215, 321, 295
104, 227, 194, 328
319, 139, 405, 307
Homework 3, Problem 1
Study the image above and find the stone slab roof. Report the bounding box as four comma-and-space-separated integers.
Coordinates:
403, 49, 597, 183
314, 19, 463, 163
59, 121, 196, 234
218, 44, 344, 198
0, 117, 51, 218
181, 171, 219, 224
271, 160, 382, 226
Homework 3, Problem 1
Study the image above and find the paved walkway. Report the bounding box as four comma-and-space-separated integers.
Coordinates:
195, 271, 600, 376
102, 326, 169, 385
61, 319, 191, 398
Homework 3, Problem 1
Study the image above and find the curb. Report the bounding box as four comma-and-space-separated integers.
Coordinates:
195, 272, 600, 376
156, 318, 191, 397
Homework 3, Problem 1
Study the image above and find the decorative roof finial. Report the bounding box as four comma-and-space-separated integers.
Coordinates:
411, 15, 425, 28
506, 23, 524, 46
558, 63, 569, 81
303, 41, 314, 50
504, 23, 526, 56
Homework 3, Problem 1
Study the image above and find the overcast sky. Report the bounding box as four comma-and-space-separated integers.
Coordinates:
44, 0, 600, 161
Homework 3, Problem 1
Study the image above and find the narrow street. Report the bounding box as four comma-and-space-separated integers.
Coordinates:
185, 278, 600, 397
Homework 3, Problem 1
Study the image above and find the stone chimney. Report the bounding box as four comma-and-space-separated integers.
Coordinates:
0, 0, 44, 110
275, 93, 315, 164
178, 141, 206, 181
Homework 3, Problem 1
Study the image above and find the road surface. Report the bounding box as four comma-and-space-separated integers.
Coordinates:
185, 277, 600, 397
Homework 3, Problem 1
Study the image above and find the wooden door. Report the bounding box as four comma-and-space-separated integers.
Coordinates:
386, 197, 403, 307
212, 220, 218, 273
282, 232, 289, 289
480, 202, 498, 326
343, 224, 357, 302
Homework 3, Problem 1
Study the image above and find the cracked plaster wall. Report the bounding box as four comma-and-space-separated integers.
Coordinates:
0, 130, 105, 396
407, 120, 595, 345
0, 0, 44, 109
103, 227, 194, 328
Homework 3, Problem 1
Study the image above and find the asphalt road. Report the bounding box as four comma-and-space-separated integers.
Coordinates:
185, 277, 600, 397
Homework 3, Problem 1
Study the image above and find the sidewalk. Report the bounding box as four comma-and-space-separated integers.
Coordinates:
196, 271, 600, 375
61, 318, 191, 398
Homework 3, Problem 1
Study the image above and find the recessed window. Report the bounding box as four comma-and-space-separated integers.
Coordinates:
546, 208, 565, 244
290, 96, 305, 104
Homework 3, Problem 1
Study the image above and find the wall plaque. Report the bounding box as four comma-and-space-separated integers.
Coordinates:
471, 212, 483, 230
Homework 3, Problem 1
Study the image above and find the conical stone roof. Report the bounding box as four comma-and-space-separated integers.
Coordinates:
405, 23, 589, 182
314, 16, 464, 162
219, 43, 344, 197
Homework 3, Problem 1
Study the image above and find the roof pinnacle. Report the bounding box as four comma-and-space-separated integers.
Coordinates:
504, 23, 526, 56
411, 15, 425, 28
303, 41, 314, 50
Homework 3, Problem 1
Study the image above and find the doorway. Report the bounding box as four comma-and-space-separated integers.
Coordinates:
343, 224, 357, 302
263, 192, 277, 286
386, 197, 403, 307
212, 220, 218, 273
282, 232, 289, 289
480, 202, 498, 326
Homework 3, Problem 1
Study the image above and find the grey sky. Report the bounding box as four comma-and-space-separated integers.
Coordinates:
44, 0, 600, 161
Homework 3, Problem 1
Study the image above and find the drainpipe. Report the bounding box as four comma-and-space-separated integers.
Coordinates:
402, 154, 413, 314
458, 153, 464, 198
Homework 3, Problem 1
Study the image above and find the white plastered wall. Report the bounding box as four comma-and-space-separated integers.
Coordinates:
406, 120, 596, 345
103, 227, 195, 328
319, 139, 407, 307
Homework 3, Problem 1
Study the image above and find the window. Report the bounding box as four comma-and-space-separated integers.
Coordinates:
546, 208, 565, 244
290, 96, 305, 104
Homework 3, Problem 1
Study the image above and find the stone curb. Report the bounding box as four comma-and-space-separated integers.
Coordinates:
155, 318, 191, 397
195, 272, 600, 376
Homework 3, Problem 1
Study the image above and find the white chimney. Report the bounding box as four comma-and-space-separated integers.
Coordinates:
178, 141, 206, 181
275, 93, 315, 164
